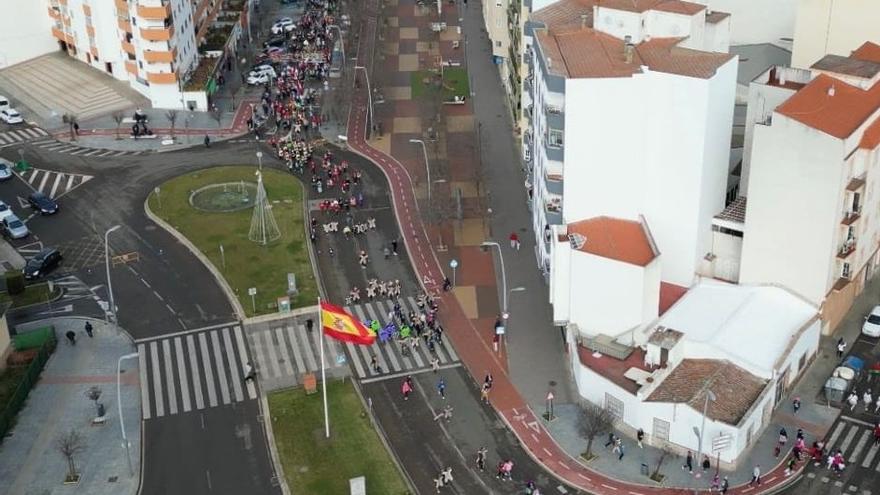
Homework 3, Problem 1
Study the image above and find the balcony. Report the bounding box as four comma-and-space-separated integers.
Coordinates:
86, 24, 95, 37
48, 7, 61, 19
545, 104, 564, 130
147, 71, 177, 84
544, 132, 564, 162
137, 2, 171, 20
51, 27, 65, 40
115, 0, 128, 10
125, 60, 138, 76
837, 238, 857, 259
545, 204, 563, 225
82, 3, 91, 16
119, 17, 132, 32
143, 48, 175, 63
90, 46, 99, 57
122, 39, 136, 54
140, 26, 172, 41
833, 273, 852, 291
545, 171, 563, 196
841, 206, 862, 226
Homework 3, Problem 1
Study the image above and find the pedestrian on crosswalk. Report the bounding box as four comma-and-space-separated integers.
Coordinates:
476, 446, 488, 471
864, 390, 873, 411
370, 355, 381, 374
431, 356, 440, 373
84, 321, 94, 338
875, 395, 880, 413
720, 476, 729, 494
244, 361, 256, 382
437, 377, 446, 399
873, 423, 880, 445
441, 466, 453, 485
847, 391, 859, 411
433, 404, 453, 422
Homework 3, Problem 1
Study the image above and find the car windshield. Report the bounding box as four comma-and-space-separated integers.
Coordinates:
9, 220, 23, 228
868, 314, 880, 324
0, 204, 7, 211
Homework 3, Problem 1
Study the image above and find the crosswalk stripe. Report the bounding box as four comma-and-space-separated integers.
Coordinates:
97, 149, 116, 157
826, 421, 846, 450
54, 145, 79, 153
174, 337, 192, 413
69, 147, 91, 155
49, 173, 63, 198
27, 169, 39, 184
298, 324, 318, 371
222, 326, 244, 402
37, 170, 50, 192
150, 341, 165, 417
210, 331, 231, 405
161, 339, 178, 415
346, 342, 367, 378
251, 328, 271, 376
0, 135, 9, 144
285, 324, 306, 372
112, 151, 128, 156
198, 332, 218, 408
186, 334, 205, 410
382, 340, 402, 371
33, 128, 48, 136
839, 426, 858, 453
274, 327, 295, 376
24, 128, 41, 138
311, 328, 334, 371
66, 174, 75, 191
138, 344, 152, 420
41, 143, 66, 150
324, 332, 340, 366
31, 139, 55, 145
233, 326, 257, 400
263, 329, 282, 378
83, 149, 104, 156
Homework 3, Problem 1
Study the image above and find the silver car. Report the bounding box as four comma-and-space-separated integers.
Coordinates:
2, 214, 28, 239
0, 161, 12, 181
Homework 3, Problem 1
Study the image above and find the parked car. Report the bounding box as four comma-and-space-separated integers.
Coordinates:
271, 18, 295, 34
24, 247, 63, 280
28, 191, 59, 215
0, 160, 12, 181
247, 73, 273, 85
863, 305, 880, 337
0, 108, 23, 124
0, 200, 14, 221
248, 65, 276, 78
2, 214, 28, 239
0, 95, 9, 111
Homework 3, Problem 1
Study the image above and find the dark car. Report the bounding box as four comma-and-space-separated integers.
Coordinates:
28, 192, 58, 215
24, 247, 62, 279
263, 36, 287, 49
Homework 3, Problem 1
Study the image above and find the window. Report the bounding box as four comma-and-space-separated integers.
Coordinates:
604, 393, 624, 420
496, 0, 502, 6
496, 41, 502, 47
652, 418, 670, 442
496, 17, 502, 28
797, 352, 807, 372
548, 129, 563, 148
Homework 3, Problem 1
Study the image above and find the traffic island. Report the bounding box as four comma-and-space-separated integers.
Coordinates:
146, 166, 318, 316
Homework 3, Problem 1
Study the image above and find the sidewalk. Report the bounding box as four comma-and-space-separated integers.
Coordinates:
0, 318, 141, 495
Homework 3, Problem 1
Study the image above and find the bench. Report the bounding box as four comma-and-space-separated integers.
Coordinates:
583, 334, 634, 361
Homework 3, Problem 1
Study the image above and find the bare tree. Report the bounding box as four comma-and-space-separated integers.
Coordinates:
165, 109, 179, 139
112, 111, 125, 140
651, 450, 668, 482
210, 106, 224, 137
62, 113, 79, 142
56, 430, 85, 482
84, 386, 102, 416
578, 402, 616, 459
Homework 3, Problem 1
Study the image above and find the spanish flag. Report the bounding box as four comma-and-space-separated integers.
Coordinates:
320, 301, 376, 345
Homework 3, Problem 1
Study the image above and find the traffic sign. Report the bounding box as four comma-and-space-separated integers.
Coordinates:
248, 287, 257, 296
495, 325, 506, 335
449, 259, 458, 269
711, 434, 732, 452
547, 392, 554, 401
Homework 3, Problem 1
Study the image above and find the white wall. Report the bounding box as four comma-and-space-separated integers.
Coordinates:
593, 7, 642, 42
703, 16, 731, 53
741, 81, 799, 197
740, 115, 845, 304
693, 0, 796, 46
0, 0, 57, 69
791, 0, 880, 69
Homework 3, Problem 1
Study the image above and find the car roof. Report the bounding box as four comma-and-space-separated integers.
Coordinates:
29, 191, 48, 199
871, 305, 880, 315
36, 247, 58, 257
5, 214, 21, 223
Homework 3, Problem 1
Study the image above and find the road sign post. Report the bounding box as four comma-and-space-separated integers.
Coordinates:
154, 187, 161, 209
248, 287, 257, 314
449, 259, 458, 287
545, 391, 555, 421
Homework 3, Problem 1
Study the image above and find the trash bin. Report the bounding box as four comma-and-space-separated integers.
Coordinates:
641, 463, 649, 476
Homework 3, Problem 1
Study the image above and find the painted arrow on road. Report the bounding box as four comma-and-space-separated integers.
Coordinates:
36, 304, 74, 315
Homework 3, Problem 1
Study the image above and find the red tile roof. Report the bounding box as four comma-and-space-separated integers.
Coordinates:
852, 41, 880, 64
776, 74, 880, 139
565, 216, 658, 266
659, 281, 688, 315
530, 0, 597, 32
647, 359, 767, 425
861, 116, 880, 149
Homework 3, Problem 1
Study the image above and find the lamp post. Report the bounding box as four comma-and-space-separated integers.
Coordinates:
354, 66, 373, 134
409, 138, 431, 203
105, 225, 121, 328
693, 389, 717, 491
117, 352, 139, 477
481, 241, 509, 316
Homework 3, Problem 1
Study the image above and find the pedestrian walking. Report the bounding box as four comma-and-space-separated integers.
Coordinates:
493, 333, 500, 352
431, 356, 440, 373
244, 361, 256, 382
480, 382, 491, 404
701, 455, 710, 472
749, 464, 761, 486
775, 428, 788, 457
437, 377, 446, 399
305, 318, 314, 333
683, 450, 694, 473
370, 355, 381, 374
875, 395, 880, 413
204, 134, 211, 148
391, 239, 398, 255
401, 376, 413, 400
434, 475, 443, 493
604, 432, 616, 448
864, 390, 873, 411
476, 447, 488, 471
710, 473, 720, 491
792, 396, 801, 414
65, 330, 77, 346
837, 337, 846, 358
720, 476, 729, 494
441, 466, 453, 484
434, 405, 453, 422
617, 442, 625, 461
636, 428, 644, 448
847, 391, 859, 411
509, 231, 520, 250
873, 423, 880, 445
84, 321, 94, 338
612, 437, 622, 455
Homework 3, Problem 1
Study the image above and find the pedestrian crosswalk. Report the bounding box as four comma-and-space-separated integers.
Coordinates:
136, 324, 257, 420
19, 167, 92, 198
344, 297, 460, 381
30, 138, 144, 157
822, 416, 880, 473
0, 126, 48, 146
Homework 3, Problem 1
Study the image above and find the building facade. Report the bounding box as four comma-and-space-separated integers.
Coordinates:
0, 0, 58, 68
524, 0, 736, 288
791, 0, 880, 70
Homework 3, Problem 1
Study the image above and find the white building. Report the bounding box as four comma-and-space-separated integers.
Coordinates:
0, 0, 57, 68
734, 42, 880, 332
567, 280, 820, 466
791, 0, 880, 70
525, 0, 736, 288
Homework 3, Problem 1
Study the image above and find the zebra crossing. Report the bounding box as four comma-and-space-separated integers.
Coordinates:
819, 416, 880, 475
19, 167, 92, 198
345, 296, 461, 382
30, 138, 144, 157
136, 324, 257, 420
0, 126, 48, 147
52, 275, 98, 302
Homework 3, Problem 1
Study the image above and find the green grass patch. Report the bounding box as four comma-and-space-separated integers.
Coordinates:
0, 367, 27, 410
269, 381, 409, 495
147, 166, 317, 316
0, 283, 57, 308
410, 70, 435, 99
441, 67, 469, 99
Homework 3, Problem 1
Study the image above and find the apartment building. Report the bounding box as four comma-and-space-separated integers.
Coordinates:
45, 0, 214, 109
0, 0, 58, 68
524, 0, 736, 288
791, 0, 880, 70
736, 42, 880, 332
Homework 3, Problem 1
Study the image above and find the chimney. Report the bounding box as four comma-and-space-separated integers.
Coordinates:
580, 13, 589, 29
547, 56, 552, 69
623, 35, 634, 64
828, 85, 836, 97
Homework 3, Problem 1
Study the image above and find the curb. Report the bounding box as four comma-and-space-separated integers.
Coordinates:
143, 197, 246, 320
260, 394, 291, 495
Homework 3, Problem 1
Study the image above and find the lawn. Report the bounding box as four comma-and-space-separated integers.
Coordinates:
269, 381, 410, 495
410, 67, 470, 100
147, 166, 317, 316
0, 283, 58, 308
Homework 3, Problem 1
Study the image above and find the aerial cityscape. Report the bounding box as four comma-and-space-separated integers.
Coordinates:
0, 0, 878, 494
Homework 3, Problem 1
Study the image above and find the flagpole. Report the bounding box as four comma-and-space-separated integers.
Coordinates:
319, 298, 330, 438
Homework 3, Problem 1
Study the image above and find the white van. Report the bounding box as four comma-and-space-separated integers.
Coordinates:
0, 96, 9, 111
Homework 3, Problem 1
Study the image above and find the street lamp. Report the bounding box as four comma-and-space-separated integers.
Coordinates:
104, 225, 121, 328
481, 241, 509, 317
117, 352, 139, 477
354, 66, 373, 134
693, 389, 717, 490
409, 138, 431, 203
